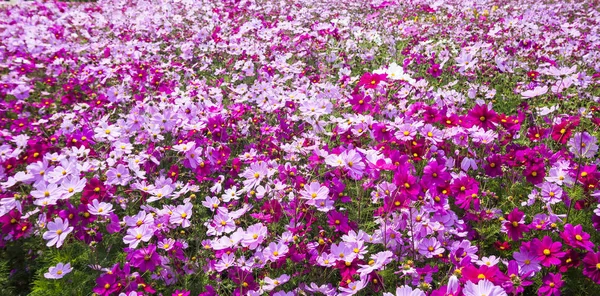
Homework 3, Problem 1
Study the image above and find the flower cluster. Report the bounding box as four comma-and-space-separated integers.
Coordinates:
1, 0, 600, 295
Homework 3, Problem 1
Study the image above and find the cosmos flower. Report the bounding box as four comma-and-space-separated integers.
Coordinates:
538, 273, 563, 296
534, 236, 565, 267
357, 72, 386, 89
418, 237, 444, 258
123, 225, 154, 249
43, 217, 73, 248
568, 132, 598, 158
170, 202, 192, 228
521, 85, 548, 98
44, 262, 73, 279
560, 223, 594, 251
383, 286, 426, 296
88, 199, 114, 216
502, 208, 528, 241
463, 279, 507, 296
582, 251, 600, 284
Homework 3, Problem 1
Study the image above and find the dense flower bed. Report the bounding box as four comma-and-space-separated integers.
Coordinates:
1, 0, 600, 295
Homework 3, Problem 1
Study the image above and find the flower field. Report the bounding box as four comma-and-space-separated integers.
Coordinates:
1, 0, 600, 295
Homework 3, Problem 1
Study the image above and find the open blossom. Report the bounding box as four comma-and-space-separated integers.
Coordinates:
568, 132, 598, 158
241, 223, 267, 250
170, 202, 192, 228
383, 286, 426, 296
418, 237, 444, 258
357, 251, 393, 276
560, 223, 594, 251
123, 225, 153, 248
463, 279, 507, 296
43, 217, 73, 248
88, 199, 114, 216
501, 208, 528, 241
264, 241, 289, 261
44, 262, 73, 279
534, 236, 565, 267
521, 85, 548, 98
582, 251, 600, 284
300, 181, 329, 206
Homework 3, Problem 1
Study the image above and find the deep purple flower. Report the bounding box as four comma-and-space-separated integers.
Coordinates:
348, 92, 372, 113
538, 273, 563, 296
502, 208, 528, 241
582, 251, 600, 284
131, 244, 160, 272
327, 210, 352, 233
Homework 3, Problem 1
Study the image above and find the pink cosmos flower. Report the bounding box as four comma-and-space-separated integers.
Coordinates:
463, 279, 507, 296
582, 251, 600, 284
170, 202, 192, 228
418, 237, 444, 258
521, 85, 548, 98
241, 223, 267, 250
264, 242, 288, 262
300, 181, 329, 206
44, 262, 73, 279
501, 208, 528, 241
43, 217, 73, 248
124, 211, 154, 227
123, 225, 153, 248
357, 72, 386, 89
339, 278, 367, 295
383, 286, 426, 296
340, 150, 365, 180
88, 199, 114, 216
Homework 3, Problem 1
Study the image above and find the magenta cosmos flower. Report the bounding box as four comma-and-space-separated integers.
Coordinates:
538, 273, 563, 296
357, 72, 386, 89
327, 211, 352, 233
534, 236, 565, 267
560, 223, 594, 251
